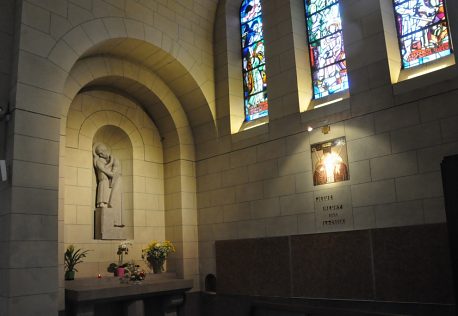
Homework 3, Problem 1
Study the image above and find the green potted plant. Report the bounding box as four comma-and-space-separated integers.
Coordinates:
64, 245, 90, 280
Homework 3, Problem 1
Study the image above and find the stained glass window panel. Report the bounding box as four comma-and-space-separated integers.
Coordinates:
241, 16, 264, 47
305, 0, 339, 15
306, 5, 342, 42
241, 0, 268, 122
243, 65, 267, 98
309, 32, 345, 70
245, 92, 268, 122
393, 0, 452, 69
305, 0, 348, 99
312, 62, 348, 99
395, 0, 446, 36
399, 21, 450, 68
241, 0, 262, 24
242, 41, 265, 71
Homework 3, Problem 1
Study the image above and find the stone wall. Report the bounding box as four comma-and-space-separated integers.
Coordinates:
198, 0, 458, 290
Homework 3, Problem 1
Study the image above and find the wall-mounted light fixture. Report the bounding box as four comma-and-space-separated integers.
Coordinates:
307, 120, 330, 134
321, 125, 331, 134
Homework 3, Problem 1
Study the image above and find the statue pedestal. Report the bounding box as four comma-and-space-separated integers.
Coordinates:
94, 207, 125, 240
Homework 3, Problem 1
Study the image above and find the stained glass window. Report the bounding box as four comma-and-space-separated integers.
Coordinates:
305, 0, 348, 99
241, 0, 268, 122
393, 0, 452, 69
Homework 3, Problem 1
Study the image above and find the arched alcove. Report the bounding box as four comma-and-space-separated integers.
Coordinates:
60, 54, 200, 284
62, 90, 166, 278
11, 14, 205, 309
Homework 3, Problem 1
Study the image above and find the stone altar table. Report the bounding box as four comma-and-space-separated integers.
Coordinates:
65, 273, 193, 316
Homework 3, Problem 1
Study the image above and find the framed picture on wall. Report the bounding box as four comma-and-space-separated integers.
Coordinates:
311, 137, 349, 186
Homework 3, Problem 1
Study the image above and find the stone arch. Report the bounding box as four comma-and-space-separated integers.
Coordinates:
64, 19, 215, 129
18, 17, 216, 136
78, 111, 145, 156
63, 55, 195, 163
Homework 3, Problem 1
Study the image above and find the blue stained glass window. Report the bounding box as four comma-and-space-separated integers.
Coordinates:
305, 0, 348, 99
241, 0, 268, 122
393, 0, 452, 69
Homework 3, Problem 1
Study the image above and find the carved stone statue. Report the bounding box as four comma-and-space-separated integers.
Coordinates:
93, 143, 125, 239
93, 143, 122, 209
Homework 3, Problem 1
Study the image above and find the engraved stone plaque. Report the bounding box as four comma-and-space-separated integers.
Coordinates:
314, 186, 354, 232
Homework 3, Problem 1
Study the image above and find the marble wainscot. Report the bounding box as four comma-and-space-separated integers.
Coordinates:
65, 273, 193, 316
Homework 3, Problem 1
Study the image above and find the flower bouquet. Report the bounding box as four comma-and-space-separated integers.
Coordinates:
142, 240, 175, 273
120, 262, 146, 284
107, 240, 132, 277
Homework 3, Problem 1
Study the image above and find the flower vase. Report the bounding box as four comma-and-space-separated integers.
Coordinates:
65, 270, 75, 280
116, 267, 125, 277
148, 258, 165, 274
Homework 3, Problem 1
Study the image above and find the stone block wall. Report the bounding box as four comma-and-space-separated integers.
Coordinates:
199, 0, 458, 290
197, 84, 458, 286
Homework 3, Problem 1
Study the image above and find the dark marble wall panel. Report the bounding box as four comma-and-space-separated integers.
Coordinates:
290, 230, 374, 299
215, 223, 455, 305
373, 224, 455, 303
206, 294, 456, 316
216, 237, 292, 297
251, 237, 292, 296
216, 239, 257, 295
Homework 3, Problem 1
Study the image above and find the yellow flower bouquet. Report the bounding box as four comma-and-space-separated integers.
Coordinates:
142, 240, 175, 273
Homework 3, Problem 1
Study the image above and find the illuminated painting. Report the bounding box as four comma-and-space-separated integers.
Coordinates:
305, 0, 348, 99
241, 0, 268, 122
393, 0, 452, 68
311, 137, 349, 186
